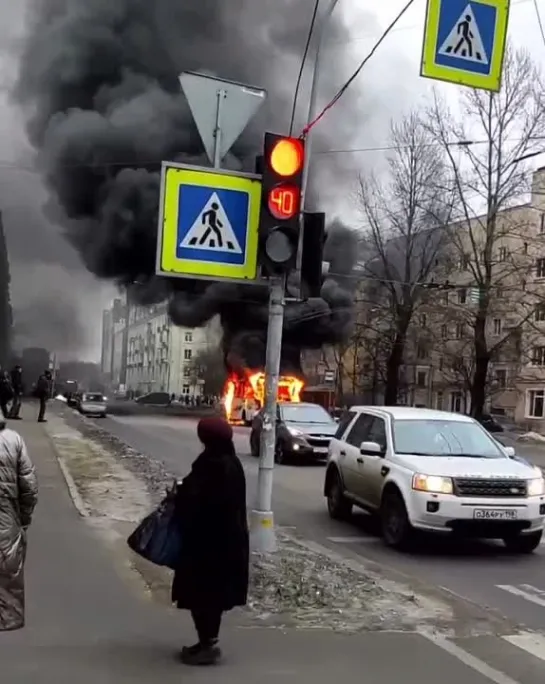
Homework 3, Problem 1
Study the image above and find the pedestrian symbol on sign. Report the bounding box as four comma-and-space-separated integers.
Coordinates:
180, 192, 242, 254
438, 5, 488, 64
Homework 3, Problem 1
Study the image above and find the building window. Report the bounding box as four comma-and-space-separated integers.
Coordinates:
493, 318, 502, 335
527, 389, 545, 418
183, 367, 191, 377
417, 345, 427, 360
455, 323, 464, 339
524, 242, 528, 254
458, 288, 467, 304
495, 369, 507, 389
498, 246, 507, 262
536, 304, 545, 322
458, 254, 468, 270
443, 291, 449, 305
438, 356, 444, 370
419, 313, 427, 327
182, 385, 190, 395
441, 324, 447, 339
184, 332, 193, 342
541, 214, 545, 234
416, 370, 427, 387
536, 258, 545, 278
436, 391, 443, 410
184, 349, 192, 360
532, 346, 545, 366
496, 287, 503, 298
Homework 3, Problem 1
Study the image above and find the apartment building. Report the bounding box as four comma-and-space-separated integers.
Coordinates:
101, 297, 213, 398
340, 166, 545, 427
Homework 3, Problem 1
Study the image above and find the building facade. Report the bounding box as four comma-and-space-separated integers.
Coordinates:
100, 297, 213, 398
333, 167, 545, 428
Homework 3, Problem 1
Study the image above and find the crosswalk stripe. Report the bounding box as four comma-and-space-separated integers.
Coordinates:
327, 536, 376, 543
503, 633, 545, 662
496, 584, 545, 607
420, 632, 522, 684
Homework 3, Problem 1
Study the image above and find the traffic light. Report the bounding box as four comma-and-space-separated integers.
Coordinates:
258, 132, 305, 276
300, 211, 327, 298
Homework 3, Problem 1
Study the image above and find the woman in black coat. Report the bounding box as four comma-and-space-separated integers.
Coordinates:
172, 417, 249, 665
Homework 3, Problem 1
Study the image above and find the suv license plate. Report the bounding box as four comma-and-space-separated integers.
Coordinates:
473, 509, 518, 520
314, 447, 329, 454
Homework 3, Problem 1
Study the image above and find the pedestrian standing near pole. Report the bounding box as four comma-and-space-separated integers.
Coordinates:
35, 370, 52, 423
9, 365, 23, 420
0, 418, 38, 630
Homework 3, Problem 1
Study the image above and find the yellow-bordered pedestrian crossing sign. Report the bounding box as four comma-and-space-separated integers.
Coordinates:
421, 0, 510, 92
156, 163, 262, 282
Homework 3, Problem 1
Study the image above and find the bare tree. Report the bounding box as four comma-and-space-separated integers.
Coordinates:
426, 46, 545, 417
357, 112, 454, 405
188, 346, 226, 396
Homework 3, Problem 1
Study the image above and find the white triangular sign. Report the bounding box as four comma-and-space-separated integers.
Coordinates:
438, 5, 489, 64
180, 192, 242, 254
179, 72, 267, 165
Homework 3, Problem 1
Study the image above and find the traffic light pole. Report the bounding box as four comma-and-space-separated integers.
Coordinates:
249, 276, 285, 553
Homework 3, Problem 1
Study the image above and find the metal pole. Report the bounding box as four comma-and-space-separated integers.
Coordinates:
213, 89, 227, 168
249, 277, 285, 553
300, 0, 340, 212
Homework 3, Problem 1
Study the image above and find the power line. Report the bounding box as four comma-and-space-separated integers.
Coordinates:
533, 0, 545, 48
302, 0, 417, 136
289, 0, 320, 136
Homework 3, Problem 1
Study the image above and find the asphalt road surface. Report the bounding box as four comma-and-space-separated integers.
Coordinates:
91, 413, 545, 633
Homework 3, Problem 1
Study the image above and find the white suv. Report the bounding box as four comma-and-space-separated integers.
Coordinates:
324, 407, 545, 553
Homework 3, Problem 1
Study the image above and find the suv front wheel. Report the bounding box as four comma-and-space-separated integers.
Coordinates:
381, 488, 414, 549
503, 530, 542, 553
327, 471, 352, 520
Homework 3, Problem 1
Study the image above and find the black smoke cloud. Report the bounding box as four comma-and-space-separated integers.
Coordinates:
14, 0, 362, 371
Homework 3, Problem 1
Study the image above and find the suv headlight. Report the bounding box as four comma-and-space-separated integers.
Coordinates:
412, 474, 453, 495
287, 427, 303, 437
527, 477, 545, 497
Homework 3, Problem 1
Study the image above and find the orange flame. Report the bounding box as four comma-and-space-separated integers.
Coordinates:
222, 370, 304, 424
223, 378, 236, 421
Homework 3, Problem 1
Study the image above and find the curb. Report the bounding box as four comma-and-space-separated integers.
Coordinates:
45, 426, 91, 518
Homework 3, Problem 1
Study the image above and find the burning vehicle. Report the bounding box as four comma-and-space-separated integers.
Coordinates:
223, 371, 304, 425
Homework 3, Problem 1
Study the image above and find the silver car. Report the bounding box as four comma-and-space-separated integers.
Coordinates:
79, 392, 107, 418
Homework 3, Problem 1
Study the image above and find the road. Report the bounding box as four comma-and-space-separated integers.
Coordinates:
13, 408, 536, 684
85, 412, 545, 635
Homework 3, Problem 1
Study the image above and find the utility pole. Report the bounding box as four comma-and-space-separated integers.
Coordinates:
249, 277, 284, 552
250, 133, 306, 553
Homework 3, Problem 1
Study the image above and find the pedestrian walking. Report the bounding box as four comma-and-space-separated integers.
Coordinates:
0, 370, 13, 420
8, 364, 23, 419
35, 370, 51, 423
0, 417, 38, 630
172, 417, 249, 665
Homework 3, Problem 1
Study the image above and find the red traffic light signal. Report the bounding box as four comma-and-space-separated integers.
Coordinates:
269, 138, 304, 177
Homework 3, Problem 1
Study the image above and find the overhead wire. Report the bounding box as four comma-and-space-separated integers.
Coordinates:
289, 0, 320, 136
302, 0, 417, 136
533, 0, 545, 48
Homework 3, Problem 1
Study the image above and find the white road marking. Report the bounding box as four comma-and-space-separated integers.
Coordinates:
327, 536, 376, 544
496, 584, 545, 608
503, 633, 545, 662
420, 632, 521, 684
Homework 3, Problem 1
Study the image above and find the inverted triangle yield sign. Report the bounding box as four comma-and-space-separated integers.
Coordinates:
179, 72, 267, 165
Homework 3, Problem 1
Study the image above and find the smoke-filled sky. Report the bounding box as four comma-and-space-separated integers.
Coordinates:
1, 0, 543, 361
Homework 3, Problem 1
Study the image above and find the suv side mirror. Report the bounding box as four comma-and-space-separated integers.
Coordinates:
503, 445, 516, 458
360, 441, 384, 456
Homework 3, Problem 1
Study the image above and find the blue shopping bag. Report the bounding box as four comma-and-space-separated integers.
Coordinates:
127, 490, 182, 570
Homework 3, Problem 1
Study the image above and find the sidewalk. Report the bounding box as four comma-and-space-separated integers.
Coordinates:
0, 406, 543, 684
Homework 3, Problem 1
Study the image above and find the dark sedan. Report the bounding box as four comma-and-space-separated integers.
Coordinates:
250, 402, 338, 464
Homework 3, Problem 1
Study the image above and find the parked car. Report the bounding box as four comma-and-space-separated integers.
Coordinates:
476, 413, 504, 433
250, 402, 338, 464
324, 406, 545, 553
78, 392, 108, 418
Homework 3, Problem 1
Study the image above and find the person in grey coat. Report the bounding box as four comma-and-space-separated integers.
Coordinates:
0, 419, 38, 630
